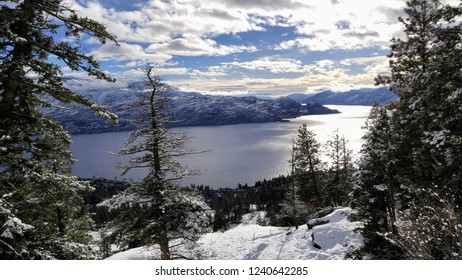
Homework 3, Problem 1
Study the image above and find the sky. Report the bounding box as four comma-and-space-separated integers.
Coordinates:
59, 0, 439, 97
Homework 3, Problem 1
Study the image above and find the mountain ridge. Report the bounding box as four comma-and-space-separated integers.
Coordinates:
46, 80, 339, 135
288, 87, 398, 105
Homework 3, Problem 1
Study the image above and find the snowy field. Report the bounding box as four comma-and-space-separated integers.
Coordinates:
106, 207, 363, 260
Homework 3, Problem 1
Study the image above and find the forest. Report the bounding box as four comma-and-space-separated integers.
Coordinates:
1, 0, 461, 260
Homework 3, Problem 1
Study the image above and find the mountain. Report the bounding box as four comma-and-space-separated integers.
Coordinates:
46, 79, 338, 134
288, 87, 398, 105
170, 95, 336, 127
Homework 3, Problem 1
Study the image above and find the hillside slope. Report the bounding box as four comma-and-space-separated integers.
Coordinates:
288, 87, 398, 105
46, 79, 338, 134
106, 207, 363, 260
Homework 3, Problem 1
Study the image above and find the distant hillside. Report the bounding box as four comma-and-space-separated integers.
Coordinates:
46, 79, 338, 134
288, 87, 398, 105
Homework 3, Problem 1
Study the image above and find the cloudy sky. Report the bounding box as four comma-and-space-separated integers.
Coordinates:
65, 0, 420, 96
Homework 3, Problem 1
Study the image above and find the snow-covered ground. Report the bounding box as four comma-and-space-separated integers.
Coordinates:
106, 207, 363, 260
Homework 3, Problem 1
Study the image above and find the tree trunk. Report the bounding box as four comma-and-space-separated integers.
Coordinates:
146, 68, 171, 260
307, 155, 321, 200
0, 0, 35, 121
159, 235, 171, 260
56, 206, 65, 236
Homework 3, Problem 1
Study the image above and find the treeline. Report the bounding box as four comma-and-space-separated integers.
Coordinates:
82, 178, 130, 225
84, 124, 356, 233
84, 176, 287, 231
0, 0, 119, 259
1, 0, 347, 260
2, 0, 461, 260
349, 0, 462, 260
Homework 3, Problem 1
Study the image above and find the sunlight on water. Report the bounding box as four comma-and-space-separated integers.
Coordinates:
70, 105, 371, 188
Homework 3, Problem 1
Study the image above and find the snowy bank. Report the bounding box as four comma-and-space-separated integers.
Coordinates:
107, 207, 363, 260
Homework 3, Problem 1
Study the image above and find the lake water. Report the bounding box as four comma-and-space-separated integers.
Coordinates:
70, 105, 371, 188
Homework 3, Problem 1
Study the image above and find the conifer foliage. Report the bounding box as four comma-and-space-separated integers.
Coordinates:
324, 129, 354, 206
353, 0, 462, 259
276, 143, 307, 229
292, 124, 323, 205
103, 67, 212, 260
0, 0, 117, 259
277, 125, 355, 228
350, 103, 402, 258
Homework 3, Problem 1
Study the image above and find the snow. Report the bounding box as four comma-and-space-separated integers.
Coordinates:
448, 88, 462, 101
106, 246, 158, 260
47, 78, 338, 135
106, 207, 363, 260
97, 192, 141, 210
0, 135, 12, 140
1, 216, 33, 239
14, 37, 27, 43
1, 197, 33, 239
423, 130, 449, 148
374, 184, 388, 191
0, 135, 12, 151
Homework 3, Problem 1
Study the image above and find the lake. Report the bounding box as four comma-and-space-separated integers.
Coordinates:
70, 105, 371, 188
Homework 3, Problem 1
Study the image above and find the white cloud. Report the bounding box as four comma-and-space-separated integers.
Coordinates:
340, 56, 387, 66
191, 66, 229, 78
275, 0, 405, 51
121, 67, 189, 78
156, 67, 189, 76
71, 0, 412, 62
146, 35, 257, 57
216, 0, 309, 10
303, 60, 336, 74
276, 24, 400, 52
171, 55, 390, 95
363, 59, 390, 77
225, 57, 304, 73
74, 0, 405, 54
73, 0, 260, 43
90, 42, 172, 64
69, 0, 416, 94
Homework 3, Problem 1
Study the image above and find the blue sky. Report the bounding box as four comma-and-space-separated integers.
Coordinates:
61, 0, 453, 97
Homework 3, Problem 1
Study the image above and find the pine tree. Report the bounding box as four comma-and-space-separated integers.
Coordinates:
292, 124, 323, 207
277, 142, 306, 229
0, 0, 117, 259
376, 0, 462, 198
355, 0, 462, 259
324, 129, 354, 206
103, 67, 212, 260
351, 103, 402, 258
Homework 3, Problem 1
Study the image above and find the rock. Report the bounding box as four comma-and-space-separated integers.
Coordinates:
45, 79, 339, 134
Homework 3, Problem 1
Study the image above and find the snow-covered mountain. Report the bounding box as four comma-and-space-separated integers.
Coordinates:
105, 207, 363, 260
47, 79, 339, 135
288, 87, 398, 105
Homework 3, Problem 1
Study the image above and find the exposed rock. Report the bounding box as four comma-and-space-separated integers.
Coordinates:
45, 80, 339, 135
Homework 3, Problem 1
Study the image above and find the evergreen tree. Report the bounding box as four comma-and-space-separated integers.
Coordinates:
354, 0, 462, 259
351, 103, 402, 258
324, 129, 354, 206
103, 67, 212, 260
277, 142, 306, 228
292, 124, 323, 207
0, 0, 117, 259
376, 0, 462, 199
